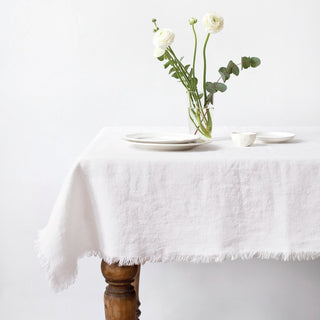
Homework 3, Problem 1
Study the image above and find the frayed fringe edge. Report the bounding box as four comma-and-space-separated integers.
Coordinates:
35, 241, 320, 292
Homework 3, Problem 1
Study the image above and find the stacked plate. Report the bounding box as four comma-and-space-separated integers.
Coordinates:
123, 132, 210, 151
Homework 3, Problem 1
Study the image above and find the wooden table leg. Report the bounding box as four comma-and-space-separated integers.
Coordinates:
133, 265, 141, 319
101, 261, 139, 320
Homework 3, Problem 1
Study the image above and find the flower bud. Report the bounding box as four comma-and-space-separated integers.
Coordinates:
188, 17, 197, 25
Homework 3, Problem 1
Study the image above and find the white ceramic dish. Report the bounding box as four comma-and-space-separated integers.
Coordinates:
257, 132, 295, 143
124, 132, 199, 144
125, 139, 211, 151
231, 132, 256, 147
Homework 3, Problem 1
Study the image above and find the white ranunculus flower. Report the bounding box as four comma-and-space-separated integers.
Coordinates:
202, 12, 224, 34
153, 47, 165, 58
153, 28, 175, 50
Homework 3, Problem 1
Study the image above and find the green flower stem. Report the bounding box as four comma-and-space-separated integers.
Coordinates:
166, 50, 189, 88
167, 51, 186, 85
189, 108, 207, 137
189, 94, 211, 137
191, 24, 197, 79
207, 111, 212, 131
167, 47, 202, 110
168, 47, 202, 110
203, 33, 210, 105
190, 25, 204, 110
188, 92, 198, 109
194, 106, 211, 135
167, 47, 209, 137
166, 50, 199, 115
195, 110, 210, 137
193, 107, 211, 137
167, 47, 190, 84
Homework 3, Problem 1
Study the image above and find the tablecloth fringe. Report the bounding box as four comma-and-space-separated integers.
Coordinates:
35, 243, 320, 292
106, 251, 320, 265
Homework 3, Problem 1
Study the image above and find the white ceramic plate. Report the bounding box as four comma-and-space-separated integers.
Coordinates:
124, 132, 200, 144
125, 139, 211, 151
257, 132, 295, 143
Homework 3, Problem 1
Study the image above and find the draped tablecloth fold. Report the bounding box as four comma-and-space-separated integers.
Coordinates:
36, 127, 320, 290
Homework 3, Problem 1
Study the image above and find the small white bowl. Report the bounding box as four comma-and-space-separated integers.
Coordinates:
231, 132, 256, 147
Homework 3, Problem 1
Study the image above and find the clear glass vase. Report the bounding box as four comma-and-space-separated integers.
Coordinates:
187, 91, 214, 139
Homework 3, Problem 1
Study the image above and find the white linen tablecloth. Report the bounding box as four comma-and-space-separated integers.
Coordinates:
36, 127, 320, 290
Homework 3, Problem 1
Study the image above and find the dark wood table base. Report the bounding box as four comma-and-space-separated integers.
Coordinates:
101, 261, 141, 320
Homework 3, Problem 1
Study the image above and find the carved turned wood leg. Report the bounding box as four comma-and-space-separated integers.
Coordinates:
101, 261, 138, 320
133, 265, 141, 319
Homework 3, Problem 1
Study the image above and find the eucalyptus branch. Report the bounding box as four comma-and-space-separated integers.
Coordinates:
205, 58, 260, 100
195, 58, 260, 134
165, 51, 189, 89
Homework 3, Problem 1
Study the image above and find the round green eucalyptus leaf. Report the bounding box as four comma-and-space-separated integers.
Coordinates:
232, 65, 240, 76
241, 56, 251, 69
205, 82, 217, 93
218, 67, 230, 82
250, 57, 261, 68
213, 82, 227, 92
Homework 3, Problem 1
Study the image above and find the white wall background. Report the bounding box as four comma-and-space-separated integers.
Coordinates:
1, 0, 320, 319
